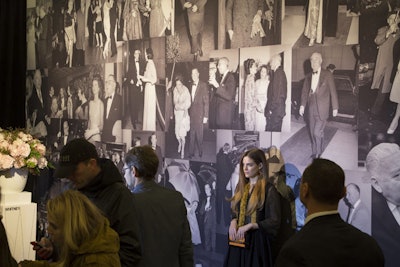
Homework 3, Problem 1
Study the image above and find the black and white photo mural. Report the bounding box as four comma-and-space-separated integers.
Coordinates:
26, 0, 400, 266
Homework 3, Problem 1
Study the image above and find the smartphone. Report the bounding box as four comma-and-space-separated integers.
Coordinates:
30, 241, 43, 249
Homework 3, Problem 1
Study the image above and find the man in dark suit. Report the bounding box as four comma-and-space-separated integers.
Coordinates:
54, 120, 74, 151
124, 145, 194, 267
27, 69, 48, 140
299, 52, 338, 159
366, 143, 400, 267
148, 132, 163, 182
216, 143, 234, 225
265, 54, 287, 132
102, 74, 122, 143
109, 0, 118, 57
188, 67, 209, 158
343, 183, 369, 233
125, 49, 144, 128
209, 57, 237, 129
276, 158, 384, 267
180, 0, 207, 61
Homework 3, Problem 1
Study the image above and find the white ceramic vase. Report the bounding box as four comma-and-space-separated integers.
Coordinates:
0, 168, 29, 194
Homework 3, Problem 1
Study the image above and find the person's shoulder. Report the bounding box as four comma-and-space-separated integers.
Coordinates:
198, 79, 208, 87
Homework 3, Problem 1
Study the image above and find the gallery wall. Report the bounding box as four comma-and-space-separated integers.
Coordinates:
25, 0, 400, 266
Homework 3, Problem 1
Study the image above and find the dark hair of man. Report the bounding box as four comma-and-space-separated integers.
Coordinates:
302, 158, 345, 205
147, 132, 156, 145
125, 145, 159, 180
146, 48, 154, 59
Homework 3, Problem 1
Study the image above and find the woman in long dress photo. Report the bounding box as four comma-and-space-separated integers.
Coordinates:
172, 75, 191, 159
64, 0, 76, 67
123, 0, 142, 40
243, 58, 257, 131
254, 65, 270, 131
140, 48, 157, 131
85, 76, 104, 143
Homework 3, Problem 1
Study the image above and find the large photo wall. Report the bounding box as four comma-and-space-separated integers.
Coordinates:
26, 0, 400, 266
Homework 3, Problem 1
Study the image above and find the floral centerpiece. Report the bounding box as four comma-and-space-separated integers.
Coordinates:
0, 127, 50, 176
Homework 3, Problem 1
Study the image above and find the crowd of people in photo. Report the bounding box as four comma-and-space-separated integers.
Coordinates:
25, 48, 158, 154
26, 0, 172, 69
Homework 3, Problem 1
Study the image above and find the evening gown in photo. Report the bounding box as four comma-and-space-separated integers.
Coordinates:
244, 73, 256, 131
173, 86, 191, 140
123, 0, 142, 40
85, 98, 104, 143
149, 0, 166, 37
254, 77, 269, 131
142, 59, 157, 131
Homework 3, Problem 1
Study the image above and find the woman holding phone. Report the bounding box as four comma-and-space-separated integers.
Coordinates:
19, 190, 120, 267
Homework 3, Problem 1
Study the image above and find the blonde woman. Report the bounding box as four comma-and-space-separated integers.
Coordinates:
225, 148, 281, 267
19, 190, 120, 267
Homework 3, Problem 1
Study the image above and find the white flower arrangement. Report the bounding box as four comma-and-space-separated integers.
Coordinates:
0, 128, 51, 175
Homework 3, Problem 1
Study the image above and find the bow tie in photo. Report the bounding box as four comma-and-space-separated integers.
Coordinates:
313, 71, 318, 75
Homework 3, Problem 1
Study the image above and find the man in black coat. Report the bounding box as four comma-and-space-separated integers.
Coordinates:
276, 158, 384, 267
39, 138, 142, 267
188, 67, 209, 158
209, 57, 237, 129
124, 145, 194, 267
265, 54, 287, 132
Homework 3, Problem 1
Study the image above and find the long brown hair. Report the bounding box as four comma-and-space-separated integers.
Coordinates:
229, 148, 269, 216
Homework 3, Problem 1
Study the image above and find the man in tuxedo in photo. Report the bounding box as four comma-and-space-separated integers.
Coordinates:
299, 52, 338, 159
54, 120, 74, 152
276, 158, 384, 267
102, 74, 122, 143
125, 49, 144, 128
366, 143, 400, 267
27, 69, 48, 140
188, 67, 209, 158
209, 57, 237, 129
148, 132, 163, 183
343, 183, 369, 233
265, 54, 287, 132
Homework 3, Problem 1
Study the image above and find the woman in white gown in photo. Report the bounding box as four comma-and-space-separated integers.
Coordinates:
140, 48, 157, 131
85, 76, 104, 143
254, 65, 270, 131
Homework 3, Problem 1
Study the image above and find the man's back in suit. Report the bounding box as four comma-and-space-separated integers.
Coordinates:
276, 214, 384, 267
132, 180, 193, 267
277, 159, 384, 267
